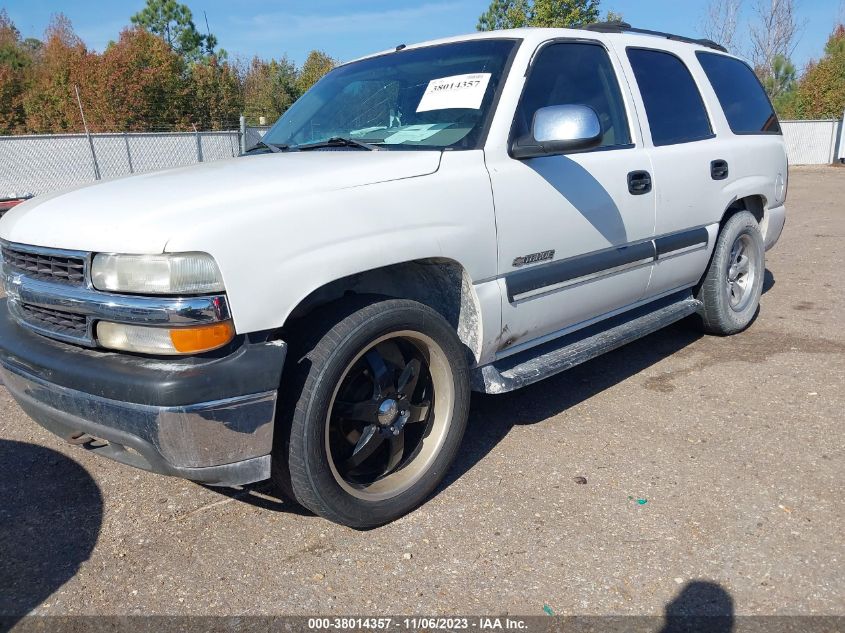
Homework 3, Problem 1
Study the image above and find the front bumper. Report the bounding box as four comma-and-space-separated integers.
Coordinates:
0, 300, 286, 486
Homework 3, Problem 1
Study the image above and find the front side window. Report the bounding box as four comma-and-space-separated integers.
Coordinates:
513, 42, 632, 149
262, 39, 518, 151
696, 51, 782, 135
627, 48, 713, 146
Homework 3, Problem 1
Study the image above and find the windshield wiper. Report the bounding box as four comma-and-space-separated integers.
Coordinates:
244, 140, 289, 154
296, 136, 382, 151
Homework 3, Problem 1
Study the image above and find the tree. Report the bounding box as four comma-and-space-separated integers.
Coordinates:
130, 0, 217, 62
763, 53, 796, 99
188, 56, 243, 130
701, 0, 742, 52
243, 55, 298, 125
771, 82, 798, 117
22, 38, 42, 54
295, 50, 336, 96
22, 14, 95, 133
785, 25, 845, 119
750, 0, 802, 79
532, 0, 601, 27
477, 0, 531, 30
93, 27, 187, 131
826, 21, 845, 55
604, 11, 624, 23
0, 9, 33, 133
477, 0, 600, 30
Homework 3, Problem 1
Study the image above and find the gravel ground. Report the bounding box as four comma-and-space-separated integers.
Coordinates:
0, 167, 842, 620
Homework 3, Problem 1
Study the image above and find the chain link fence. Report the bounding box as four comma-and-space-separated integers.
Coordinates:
781, 119, 844, 165
0, 130, 243, 195
243, 125, 271, 152
1, 118, 842, 197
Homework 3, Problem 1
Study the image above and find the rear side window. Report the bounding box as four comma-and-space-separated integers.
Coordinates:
627, 48, 713, 146
696, 52, 782, 135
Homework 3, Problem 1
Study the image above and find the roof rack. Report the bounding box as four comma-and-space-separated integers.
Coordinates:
584, 21, 729, 53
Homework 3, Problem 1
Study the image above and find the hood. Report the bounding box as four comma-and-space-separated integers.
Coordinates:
0, 150, 442, 253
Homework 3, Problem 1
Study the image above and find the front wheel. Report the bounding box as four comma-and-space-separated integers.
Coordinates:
696, 210, 765, 335
274, 297, 470, 528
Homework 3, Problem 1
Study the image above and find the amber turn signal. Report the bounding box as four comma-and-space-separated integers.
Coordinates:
169, 321, 235, 354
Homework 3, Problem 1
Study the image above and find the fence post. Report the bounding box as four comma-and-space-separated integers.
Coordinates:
194, 125, 204, 163
838, 110, 845, 164
124, 132, 134, 174
239, 115, 247, 155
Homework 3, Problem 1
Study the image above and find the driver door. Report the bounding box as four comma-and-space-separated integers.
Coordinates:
487, 40, 657, 354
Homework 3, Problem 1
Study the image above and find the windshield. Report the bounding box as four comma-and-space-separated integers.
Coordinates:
262, 39, 518, 151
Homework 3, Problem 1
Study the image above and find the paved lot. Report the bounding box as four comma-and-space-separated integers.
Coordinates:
0, 167, 842, 620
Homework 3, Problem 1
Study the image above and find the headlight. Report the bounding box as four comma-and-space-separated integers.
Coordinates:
97, 321, 235, 355
91, 253, 224, 295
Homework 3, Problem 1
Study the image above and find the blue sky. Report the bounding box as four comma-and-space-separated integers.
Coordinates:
4, 0, 843, 70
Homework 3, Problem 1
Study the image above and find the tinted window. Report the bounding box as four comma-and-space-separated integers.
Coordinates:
697, 52, 781, 134
627, 48, 713, 146
514, 42, 631, 149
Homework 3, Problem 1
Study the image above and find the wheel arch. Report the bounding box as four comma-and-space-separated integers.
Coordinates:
281, 258, 485, 365
697, 196, 767, 291
720, 194, 766, 227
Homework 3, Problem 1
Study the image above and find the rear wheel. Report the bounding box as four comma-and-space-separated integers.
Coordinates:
273, 297, 470, 528
696, 211, 765, 335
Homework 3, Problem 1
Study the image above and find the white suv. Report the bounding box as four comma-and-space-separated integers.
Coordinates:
0, 24, 787, 527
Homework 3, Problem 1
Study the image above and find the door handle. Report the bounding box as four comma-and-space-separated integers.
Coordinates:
711, 159, 729, 180
628, 170, 652, 195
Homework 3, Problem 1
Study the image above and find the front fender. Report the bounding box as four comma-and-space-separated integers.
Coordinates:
164, 151, 499, 335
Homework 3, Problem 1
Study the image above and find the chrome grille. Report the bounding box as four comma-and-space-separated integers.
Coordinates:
1, 241, 231, 349
17, 303, 89, 338
1, 245, 86, 285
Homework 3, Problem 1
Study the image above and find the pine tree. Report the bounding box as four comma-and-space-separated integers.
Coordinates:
477, 0, 601, 31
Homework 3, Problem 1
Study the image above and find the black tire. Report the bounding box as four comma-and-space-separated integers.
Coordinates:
272, 296, 470, 528
696, 211, 765, 335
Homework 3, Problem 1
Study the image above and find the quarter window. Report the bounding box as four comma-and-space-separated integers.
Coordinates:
513, 42, 632, 150
627, 48, 713, 146
696, 51, 782, 134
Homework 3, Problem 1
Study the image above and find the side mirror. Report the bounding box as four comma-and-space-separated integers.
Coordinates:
511, 104, 603, 159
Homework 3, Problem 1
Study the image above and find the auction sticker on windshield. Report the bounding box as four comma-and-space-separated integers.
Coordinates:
416, 73, 491, 112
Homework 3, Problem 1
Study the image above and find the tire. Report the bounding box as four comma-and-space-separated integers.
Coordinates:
696, 211, 765, 335
272, 296, 470, 528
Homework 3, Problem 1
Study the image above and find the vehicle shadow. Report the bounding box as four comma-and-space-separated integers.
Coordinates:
443, 268, 778, 492
213, 270, 776, 518
207, 323, 703, 518
763, 268, 776, 294
0, 440, 102, 632
198, 480, 312, 516
441, 320, 704, 491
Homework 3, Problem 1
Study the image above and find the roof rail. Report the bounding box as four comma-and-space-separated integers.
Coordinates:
584, 21, 729, 53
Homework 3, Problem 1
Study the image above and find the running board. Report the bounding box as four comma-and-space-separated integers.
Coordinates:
472, 291, 702, 394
